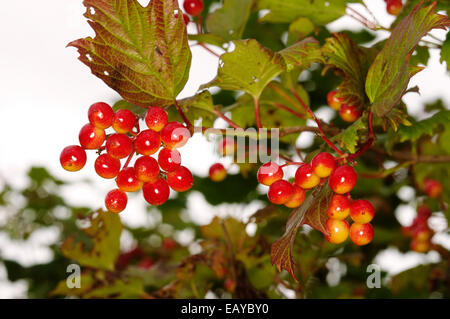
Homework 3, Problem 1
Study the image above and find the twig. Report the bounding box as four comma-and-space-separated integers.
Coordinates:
174, 100, 194, 134
213, 109, 243, 129
254, 97, 262, 129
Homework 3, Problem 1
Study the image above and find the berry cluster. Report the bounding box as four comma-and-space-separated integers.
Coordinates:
257, 152, 375, 246
60, 102, 193, 213
402, 206, 433, 253
385, 0, 403, 15
327, 90, 362, 123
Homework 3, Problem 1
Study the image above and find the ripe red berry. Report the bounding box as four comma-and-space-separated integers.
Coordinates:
88, 102, 114, 129
134, 156, 160, 183
339, 104, 361, 123
295, 163, 320, 189
95, 153, 121, 179
350, 199, 375, 224
143, 179, 170, 205
386, 0, 403, 15
135, 129, 161, 156
60, 145, 87, 172
329, 165, 357, 194
325, 219, 349, 244
138, 257, 154, 270
116, 167, 143, 192
257, 162, 283, 186
79, 123, 106, 149
268, 180, 294, 205
105, 189, 128, 213
410, 238, 430, 253
424, 179, 442, 198
182, 13, 190, 25
209, 163, 227, 182
414, 225, 432, 242
311, 152, 335, 178
183, 0, 203, 16
162, 238, 177, 250
106, 133, 134, 159
349, 223, 374, 246
145, 107, 169, 132
417, 205, 432, 219
158, 148, 182, 172
284, 184, 306, 208
112, 109, 136, 134
167, 166, 194, 192
327, 194, 351, 220
161, 122, 191, 149
327, 90, 343, 111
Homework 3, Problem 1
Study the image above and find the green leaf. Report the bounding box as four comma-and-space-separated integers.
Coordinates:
112, 100, 147, 117
279, 37, 322, 72
201, 39, 286, 99
257, 0, 351, 26
288, 17, 315, 39
205, 0, 253, 41
440, 31, 450, 70
69, 0, 192, 107
333, 115, 368, 153
397, 110, 450, 142
61, 210, 122, 271
410, 46, 431, 66
172, 91, 216, 126
365, 2, 450, 117
271, 184, 332, 281
322, 33, 378, 106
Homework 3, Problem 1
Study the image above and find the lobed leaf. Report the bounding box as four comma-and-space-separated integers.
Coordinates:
172, 91, 216, 126
397, 110, 450, 142
333, 115, 368, 153
69, 0, 192, 108
365, 2, 450, 117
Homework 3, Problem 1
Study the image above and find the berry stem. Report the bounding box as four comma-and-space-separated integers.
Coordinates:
346, 5, 377, 30
213, 109, 243, 129
290, 88, 344, 156
253, 97, 262, 129
198, 42, 221, 57
272, 102, 306, 120
174, 100, 194, 135
281, 162, 304, 168
123, 150, 135, 168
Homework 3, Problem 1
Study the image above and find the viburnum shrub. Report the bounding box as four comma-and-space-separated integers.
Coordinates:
57, 0, 450, 288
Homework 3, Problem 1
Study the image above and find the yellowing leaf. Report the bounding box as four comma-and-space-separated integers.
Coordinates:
61, 210, 122, 271
279, 37, 322, 71
69, 0, 191, 107
366, 2, 450, 117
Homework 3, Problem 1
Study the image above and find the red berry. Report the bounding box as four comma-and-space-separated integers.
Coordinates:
349, 223, 374, 246
257, 162, 283, 186
145, 107, 168, 132
311, 152, 335, 178
329, 165, 357, 194
183, 0, 203, 16
327, 194, 351, 220
424, 179, 442, 198
116, 167, 143, 192
105, 189, 128, 213
112, 109, 136, 134
327, 90, 343, 111
182, 13, 190, 25
106, 133, 134, 159
88, 102, 114, 129
414, 225, 432, 242
339, 104, 361, 123
225, 278, 236, 293
143, 179, 170, 205
417, 205, 432, 219
167, 166, 194, 192
326, 219, 349, 244
134, 156, 160, 183
135, 129, 161, 156
268, 180, 294, 205
386, 0, 403, 15
95, 154, 121, 179
79, 123, 106, 149
158, 148, 182, 172
284, 184, 306, 208
138, 257, 154, 269
350, 199, 375, 224
295, 163, 320, 189
209, 163, 227, 182
60, 145, 87, 172
161, 122, 191, 149
162, 238, 177, 250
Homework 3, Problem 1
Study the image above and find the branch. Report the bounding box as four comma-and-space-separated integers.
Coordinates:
213, 109, 243, 129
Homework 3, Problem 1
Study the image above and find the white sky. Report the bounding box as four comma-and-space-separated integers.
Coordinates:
0, 0, 449, 298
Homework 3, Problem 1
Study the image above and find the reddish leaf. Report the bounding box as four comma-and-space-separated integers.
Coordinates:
271, 184, 332, 281
366, 2, 450, 117
69, 0, 191, 107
